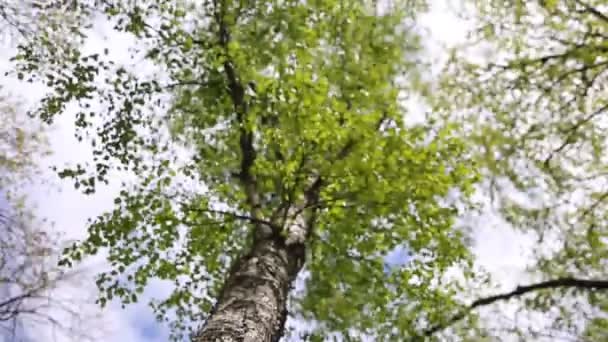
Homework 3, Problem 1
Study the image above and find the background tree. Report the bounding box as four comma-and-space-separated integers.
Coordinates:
0, 88, 47, 196
0, 87, 103, 342
0, 2, 105, 341
0, 197, 95, 342
430, 0, 608, 339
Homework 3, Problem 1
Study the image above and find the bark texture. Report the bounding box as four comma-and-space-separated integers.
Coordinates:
193, 236, 305, 342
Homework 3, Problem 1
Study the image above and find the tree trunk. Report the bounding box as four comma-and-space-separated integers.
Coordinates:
193, 236, 305, 342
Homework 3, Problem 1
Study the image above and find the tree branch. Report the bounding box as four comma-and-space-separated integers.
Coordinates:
163, 79, 218, 90
212, 0, 262, 235
575, 0, 608, 23
421, 277, 608, 338
183, 205, 278, 231
544, 102, 608, 167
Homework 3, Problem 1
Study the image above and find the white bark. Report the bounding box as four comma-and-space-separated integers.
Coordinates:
193, 237, 305, 342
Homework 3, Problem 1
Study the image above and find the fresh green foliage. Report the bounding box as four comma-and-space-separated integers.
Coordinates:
433, 0, 608, 338
14, 0, 479, 340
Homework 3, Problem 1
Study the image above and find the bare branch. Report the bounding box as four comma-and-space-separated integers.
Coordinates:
422, 277, 608, 338
575, 0, 608, 23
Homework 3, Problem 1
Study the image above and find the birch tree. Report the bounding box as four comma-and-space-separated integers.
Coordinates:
13, 0, 479, 340
15, 0, 608, 340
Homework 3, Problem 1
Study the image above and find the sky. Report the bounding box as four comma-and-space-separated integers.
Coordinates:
0, 2, 540, 341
